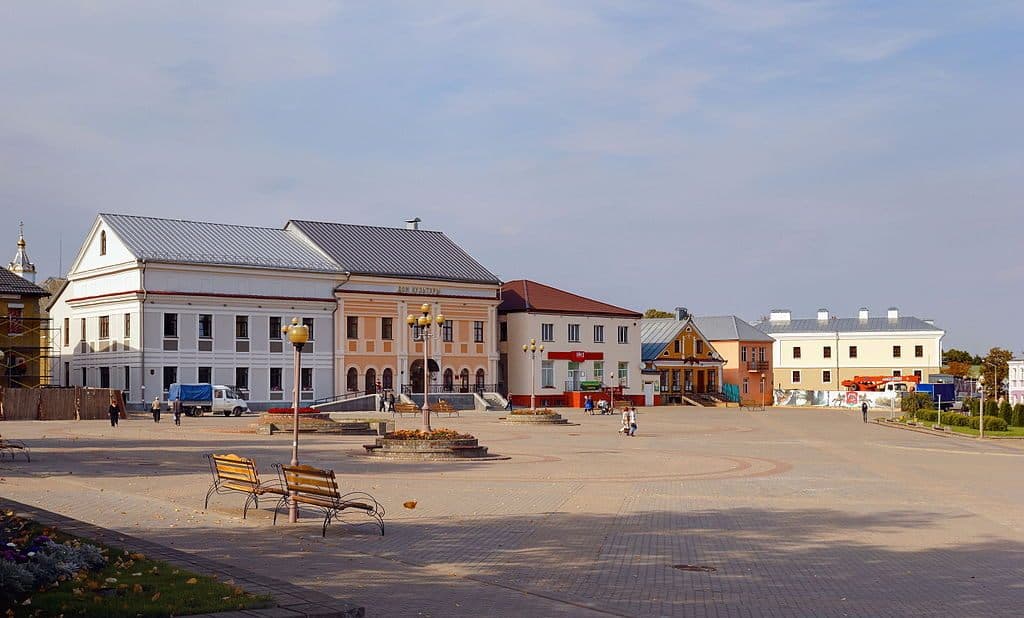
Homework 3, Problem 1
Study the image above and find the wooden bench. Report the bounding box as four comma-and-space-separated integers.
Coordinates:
393, 402, 421, 416
273, 464, 385, 537
0, 434, 29, 462
433, 399, 459, 417
204, 454, 286, 518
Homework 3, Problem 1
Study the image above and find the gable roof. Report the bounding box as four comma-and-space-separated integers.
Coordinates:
287, 220, 499, 285
0, 268, 48, 297
99, 214, 341, 273
754, 315, 944, 335
694, 315, 774, 342
499, 280, 641, 317
641, 317, 724, 362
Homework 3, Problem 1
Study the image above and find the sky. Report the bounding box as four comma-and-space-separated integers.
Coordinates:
1, 1, 1022, 354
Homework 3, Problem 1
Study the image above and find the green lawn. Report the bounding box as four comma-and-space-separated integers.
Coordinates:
6, 518, 273, 617
902, 420, 1024, 438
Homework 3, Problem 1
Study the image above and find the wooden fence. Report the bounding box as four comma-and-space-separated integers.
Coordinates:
0, 387, 126, 421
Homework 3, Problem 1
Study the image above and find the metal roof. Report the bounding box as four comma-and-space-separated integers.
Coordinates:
754, 316, 944, 334
288, 220, 500, 285
0, 267, 48, 296
641, 318, 684, 361
99, 214, 342, 272
693, 315, 774, 342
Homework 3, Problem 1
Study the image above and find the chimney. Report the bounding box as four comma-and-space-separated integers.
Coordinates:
817, 308, 829, 321
858, 307, 869, 320
923, 318, 935, 326
887, 306, 899, 320
405, 217, 421, 231
769, 309, 791, 322
675, 307, 689, 321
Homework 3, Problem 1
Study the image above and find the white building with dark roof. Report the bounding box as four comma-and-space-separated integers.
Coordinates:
753, 307, 945, 391
48, 213, 501, 409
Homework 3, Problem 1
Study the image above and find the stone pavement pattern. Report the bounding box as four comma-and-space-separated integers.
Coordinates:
2, 407, 1024, 616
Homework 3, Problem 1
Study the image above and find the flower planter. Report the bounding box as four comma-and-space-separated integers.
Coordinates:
363, 435, 506, 460
502, 411, 570, 425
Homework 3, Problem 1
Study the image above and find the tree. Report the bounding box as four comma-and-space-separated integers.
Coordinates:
943, 348, 975, 365
945, 361, 971, 378
981, 347, 1013, 397
644, 309, 675, 319
998, 400, 1013, 424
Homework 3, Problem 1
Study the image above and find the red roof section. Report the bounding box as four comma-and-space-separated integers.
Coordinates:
499, 280, 641, 318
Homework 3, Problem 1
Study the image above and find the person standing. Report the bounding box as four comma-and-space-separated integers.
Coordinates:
172, 398, 183, 426
620, 407, 630, 435
151, 396, 162, 423
387, 391, 395, 413
584, 395, 594, 415
628, 406, 638, 436
379, 391, 387, 412
108, 396, 121, 428
861, 401, 869, 423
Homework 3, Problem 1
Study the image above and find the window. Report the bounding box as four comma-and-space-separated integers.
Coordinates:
442, 321, 454, 342
235, 367, 249, 389
617, 326, 629, 344
63, 318, 69, 346
541, 323, 554, 342
198, 314, 213, 338
849, 345, 858, 358
163, 366, 177, 391
823, 346, 831, 359
302, 317, 314, 340
593, 325, 604, 343
568, 324, 580, 343
759, 347, 765, 362
915, 345, 923, 358
823, 370, 832, 383
269, 317, 282, 339
593, 361, 604, 382
792, 370, 801, 384
411, 324, 423, 340
99, 230, 106, 256
301, 368, 313, 392
269, 368, 283, 391
163, 313, 177, 338
80, 318, 86, 342
618, 362, 629, 387
696, 340, 704, 354
382, 317, 393, 340
893, 370, 902, 377
123, 313, 130, 338
98, 316, 109, 339
235, 316, 249, 339
742, 378, 749, 394
793, 346, 801, 359
81, 367, 87, 387
347, 316, 358, 339
124, 366, 130, 394
383, 368, 393, 390
741, 346, 748, 362
913, 370, 923, 379
346, 367, 358, 391
198, 366, 212, 384
499, 322, 507, 342
541, 360, 554, 388
99, 366, 110, 388
674, 340, 681, 354
893, 345, 901, 358
474, 321, 484, 343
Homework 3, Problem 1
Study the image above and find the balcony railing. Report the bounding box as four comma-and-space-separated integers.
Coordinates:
746, 361, 769, 372
401, 383, 502, 395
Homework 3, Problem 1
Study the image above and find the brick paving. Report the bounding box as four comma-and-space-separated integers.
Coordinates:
2, 407, 1024, 616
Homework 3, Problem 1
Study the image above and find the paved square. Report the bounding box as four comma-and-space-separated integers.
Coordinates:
3, 407, 1024, 616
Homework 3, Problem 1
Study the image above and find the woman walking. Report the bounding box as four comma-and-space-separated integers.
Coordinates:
108, 396, 121, 428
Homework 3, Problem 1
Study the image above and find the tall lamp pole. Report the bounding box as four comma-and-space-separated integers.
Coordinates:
282, 317, 309, 523
978, 375, 985, 440
407, 303, 445, 432
760, 372, 766, 410
522, 338, 543, 410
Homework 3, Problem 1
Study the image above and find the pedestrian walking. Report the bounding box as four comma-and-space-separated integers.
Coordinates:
151, 396, 162, 423
627, 406, 638, 436
620, 407, 630, 435
861, 401, 869, 423
379, 391, 387, 412
172, 398, 183, 426
108, 396, 121, 427
584, 395, 594, 415
387, 391, 395, 413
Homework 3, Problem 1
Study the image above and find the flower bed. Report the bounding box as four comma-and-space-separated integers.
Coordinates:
384, 429, 474, 441
509, 408, 556, 416
265, 407, 318, 415
0, 509, 272, 616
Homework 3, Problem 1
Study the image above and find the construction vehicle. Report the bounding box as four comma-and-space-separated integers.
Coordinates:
841, 375, 921, 392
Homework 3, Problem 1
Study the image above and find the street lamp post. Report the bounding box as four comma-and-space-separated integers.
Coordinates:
521, 339, 543, 410
407, 303, 445, 432
281, 317, 309, 523
978, 375, 985, 440
760, 372, 766, 410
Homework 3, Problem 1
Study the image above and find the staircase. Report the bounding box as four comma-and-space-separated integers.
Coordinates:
479, 392, 508, 411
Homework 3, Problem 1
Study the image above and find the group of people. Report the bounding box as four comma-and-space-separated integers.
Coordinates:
378, 389, 397, 413
150, 397, 184, 426
582, 395, 613, 415
582, 395, 638, 436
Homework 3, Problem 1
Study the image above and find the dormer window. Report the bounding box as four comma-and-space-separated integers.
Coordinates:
100, 231, 107, 256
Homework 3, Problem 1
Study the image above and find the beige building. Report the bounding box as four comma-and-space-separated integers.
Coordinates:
755, 307, 944, 391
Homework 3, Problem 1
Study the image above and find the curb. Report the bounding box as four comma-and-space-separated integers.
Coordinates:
0, 498, 364, 617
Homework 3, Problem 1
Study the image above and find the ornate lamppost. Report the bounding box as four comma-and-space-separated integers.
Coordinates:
521, 338, 543, 410
281, 317, 309, 523
760, 372, 766, 409
407, 303, 444, 431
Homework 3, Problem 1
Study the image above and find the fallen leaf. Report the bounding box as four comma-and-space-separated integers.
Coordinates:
132, 584, 143, 593
185, 578, 198, 585
151, 592, 161, 602
403, 500, 418, 509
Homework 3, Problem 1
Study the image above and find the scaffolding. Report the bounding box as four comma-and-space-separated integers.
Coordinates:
0, 315, 57, 388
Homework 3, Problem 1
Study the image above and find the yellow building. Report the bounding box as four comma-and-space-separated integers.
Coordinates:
2, 227, 52, 387
641, 309, 726, 405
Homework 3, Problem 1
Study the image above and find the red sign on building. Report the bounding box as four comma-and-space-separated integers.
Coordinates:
547, 351, 604, 361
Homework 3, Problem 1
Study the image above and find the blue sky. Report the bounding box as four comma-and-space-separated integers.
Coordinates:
1, 1, 1021, 353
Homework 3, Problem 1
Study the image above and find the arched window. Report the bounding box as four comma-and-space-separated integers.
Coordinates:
459, 368, 470, 393
365, 368, 377, 394
100, 231, 107, 256
382, 368, 393, 390
346, 367, 358, 392
475, 368, 485, 391
443, 368, 454, 392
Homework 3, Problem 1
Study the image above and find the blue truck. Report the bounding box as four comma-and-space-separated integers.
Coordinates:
915, 383, 956, 410
167, 383, 249, 417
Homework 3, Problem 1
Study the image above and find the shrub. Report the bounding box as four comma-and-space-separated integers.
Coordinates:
0, 560, 34, 604
510, 408, 556, 415
901, 393, 934, 414
1012, 404, 1024, 427
966, 415, 1008, 431
384, 429, 473, 440
913, 408, 938, 423
984, 400, 998, 417
963, 398, 979, 415
998, 401, 1013, 424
